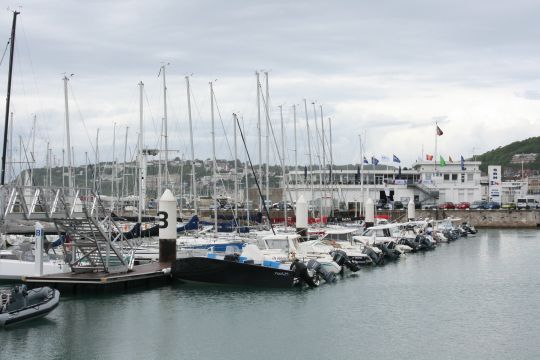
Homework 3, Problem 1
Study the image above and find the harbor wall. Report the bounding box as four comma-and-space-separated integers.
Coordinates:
395, 209, 540, 228
191, 209, 540, 228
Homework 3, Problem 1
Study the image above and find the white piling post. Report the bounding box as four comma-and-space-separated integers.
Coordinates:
34, 222, 43, 276
159, 189, 177, 263
365, 198, 375, 228
408, 199, 416, 221
296, 195, 308, 240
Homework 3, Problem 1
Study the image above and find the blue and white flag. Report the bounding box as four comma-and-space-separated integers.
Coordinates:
371, 156, 379, 165
363, 156, 369, 164
381, 155, 389, 162
393, 155, 401, 163
460, 155, 466, 171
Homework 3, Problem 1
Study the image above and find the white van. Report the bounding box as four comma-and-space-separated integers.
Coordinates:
516, 197, 539, 210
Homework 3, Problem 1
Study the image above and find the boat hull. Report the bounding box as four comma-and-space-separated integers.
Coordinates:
171, 257, 295, 288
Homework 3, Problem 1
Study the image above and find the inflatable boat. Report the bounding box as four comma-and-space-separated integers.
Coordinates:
0, 285, 60, 327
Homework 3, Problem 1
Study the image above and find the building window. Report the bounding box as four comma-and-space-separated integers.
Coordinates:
467, 173, 473, 181
444, 174, 450, 181
452, 174, 458, 181
461, 173, 465, 183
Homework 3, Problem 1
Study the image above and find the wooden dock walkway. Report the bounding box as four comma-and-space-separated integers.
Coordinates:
22, 262, 172, 293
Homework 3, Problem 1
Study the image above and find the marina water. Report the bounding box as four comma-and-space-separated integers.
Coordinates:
2, 228, 539, 359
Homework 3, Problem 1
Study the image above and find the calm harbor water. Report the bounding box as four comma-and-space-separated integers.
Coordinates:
2, 228, 540, 360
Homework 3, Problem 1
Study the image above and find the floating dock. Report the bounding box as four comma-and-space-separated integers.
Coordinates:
22, 262, 172, 293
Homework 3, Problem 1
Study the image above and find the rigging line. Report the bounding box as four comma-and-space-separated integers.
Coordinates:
19, 17, 53, 147
67, 81, 96, 157
212, 90, 234, 160
0, 38, 9, 67
235, 114, 275, 235
143, 89, 160, 150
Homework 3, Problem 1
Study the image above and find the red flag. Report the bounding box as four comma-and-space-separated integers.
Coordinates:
436, 125, 443, 136
426, 154, 434, 160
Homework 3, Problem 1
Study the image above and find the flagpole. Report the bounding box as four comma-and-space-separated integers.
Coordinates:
359, 134, 364, 217
434, 122, 438, 172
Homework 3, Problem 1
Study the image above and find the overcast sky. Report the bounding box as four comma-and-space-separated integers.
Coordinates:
1, 0, 540, 174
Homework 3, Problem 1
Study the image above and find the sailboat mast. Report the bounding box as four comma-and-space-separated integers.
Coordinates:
30, 114, 36, 184
293, 105, 298, 200
112, 122, 116, 198
328, 117, 334, 216
256, 71, 262, 210
320, 105, 326, 220
63, 76, 73, 190
303, 99, 313, 219
161, 64, 169, 187
138, 81, 144, 226
279, 105, 287, 231
185, 76, 197, 213
233, 113, 238, 223
210, 81, 217, 236
264, 72, 270, 209
122, 126, 129, 197
1, 10, 19, 185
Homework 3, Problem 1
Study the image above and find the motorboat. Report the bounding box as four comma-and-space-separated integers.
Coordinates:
0, 285, 60, 327
171, 249, 325, 288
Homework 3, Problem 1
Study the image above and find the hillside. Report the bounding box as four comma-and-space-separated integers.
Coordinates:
475, 136, 540, 173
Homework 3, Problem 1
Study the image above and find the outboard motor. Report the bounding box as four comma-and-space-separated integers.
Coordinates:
223, 253, 240, 262
374, 243, 401, 261
306, 259, 337, 283
331, 250, 360, 273
363, 246, 385, 265
418, 235, 435, 250
290, 259, 319, 288
398, 238, 418, 252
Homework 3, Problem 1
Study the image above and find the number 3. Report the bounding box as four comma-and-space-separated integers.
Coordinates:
158, 211, 169, 229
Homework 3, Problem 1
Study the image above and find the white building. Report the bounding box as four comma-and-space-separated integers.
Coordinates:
286, 160, 482, 212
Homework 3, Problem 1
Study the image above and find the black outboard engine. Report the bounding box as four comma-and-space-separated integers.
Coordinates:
306, 259, 337, 283
374, 243, 401, 260
331, 250, 360, 273
223, 253, 240, 262
398, 238, 418, 252
290, 259, 319, 288
363, 246, 385, 265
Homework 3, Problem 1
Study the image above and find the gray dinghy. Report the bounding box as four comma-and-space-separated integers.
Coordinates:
0, 285, 60, 327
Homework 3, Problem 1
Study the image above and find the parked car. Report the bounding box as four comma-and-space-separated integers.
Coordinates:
501, 202, 516, 210
485, 201, 501, 210
438, 202, 455, 210
456, 202, 470, 209
422, 203, 437, 210
470, 200, 488, 210
516, 197, 539, 210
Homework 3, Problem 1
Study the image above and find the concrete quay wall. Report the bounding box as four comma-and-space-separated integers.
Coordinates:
414, 209, 540, 228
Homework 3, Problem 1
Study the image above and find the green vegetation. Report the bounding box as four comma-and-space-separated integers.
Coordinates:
475, 136, 540, 172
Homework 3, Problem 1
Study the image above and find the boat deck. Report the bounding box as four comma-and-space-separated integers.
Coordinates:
21, 262, 172, 293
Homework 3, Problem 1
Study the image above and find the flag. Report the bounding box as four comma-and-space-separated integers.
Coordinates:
439, 155, 446, 167
436, 125, 443, 136
371, 156, 379, 165
381, 155, 389, 162
426, 154, 433, 161
460, 155, 466, 171
393, 155, 401, 163
449, 156, 453, 162
363, 156, 369, 164
304, 166, 307, 180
